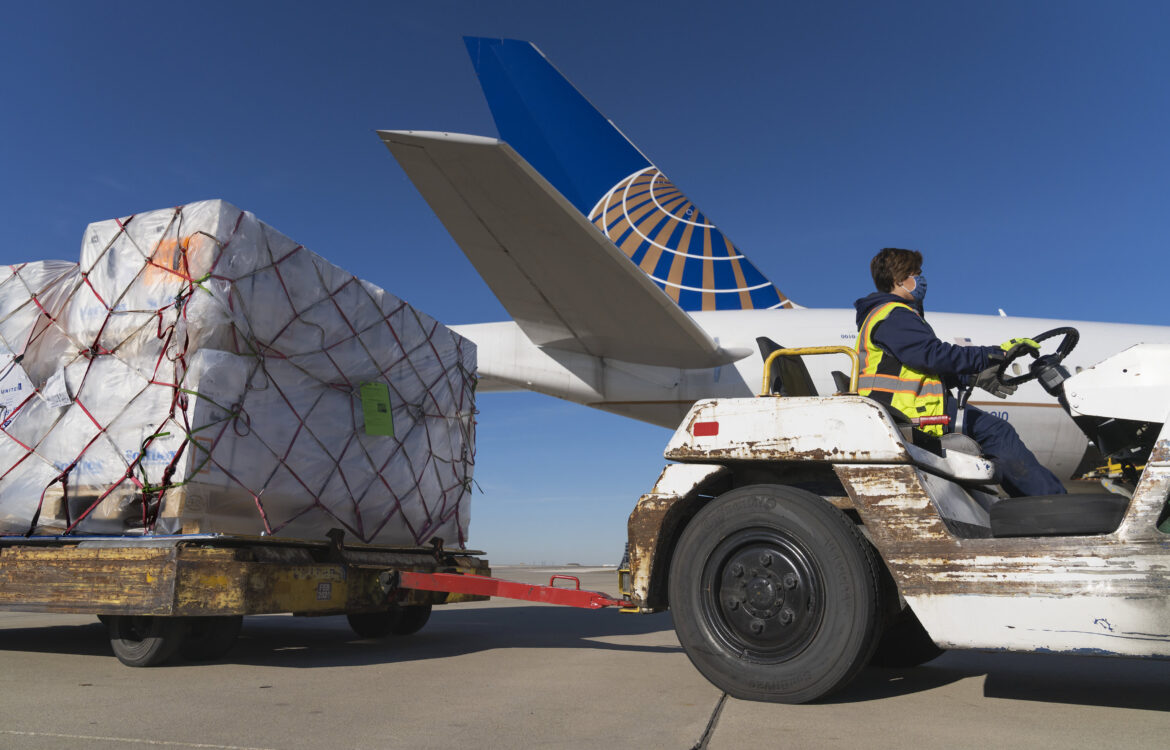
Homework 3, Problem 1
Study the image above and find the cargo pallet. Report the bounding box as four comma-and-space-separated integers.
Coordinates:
0, 531, 629, 666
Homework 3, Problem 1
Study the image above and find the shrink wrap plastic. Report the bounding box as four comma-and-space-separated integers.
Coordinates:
0, 200, 476, 546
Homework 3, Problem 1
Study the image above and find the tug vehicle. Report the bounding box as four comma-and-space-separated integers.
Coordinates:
620, 329, 1170, 703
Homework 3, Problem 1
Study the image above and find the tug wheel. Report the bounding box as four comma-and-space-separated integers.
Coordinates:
669, 485, 882, 703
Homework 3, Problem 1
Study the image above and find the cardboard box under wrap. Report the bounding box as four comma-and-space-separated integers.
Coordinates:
0, 200, 476, 546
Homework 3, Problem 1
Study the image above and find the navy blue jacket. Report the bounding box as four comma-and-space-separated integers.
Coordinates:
853, 292, 997, 392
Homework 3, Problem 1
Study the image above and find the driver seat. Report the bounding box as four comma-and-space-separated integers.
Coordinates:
876, 400, 992, 471
756, 337, 818, 397
988, 493, 1130, 537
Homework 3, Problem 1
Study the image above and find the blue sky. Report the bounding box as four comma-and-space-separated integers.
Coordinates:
1, 2, 1167, 563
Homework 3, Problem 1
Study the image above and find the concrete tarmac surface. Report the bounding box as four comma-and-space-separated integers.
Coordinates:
0, 566, 1168, 749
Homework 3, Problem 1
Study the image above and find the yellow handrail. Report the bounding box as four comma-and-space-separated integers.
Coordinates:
760, 346, 860, 397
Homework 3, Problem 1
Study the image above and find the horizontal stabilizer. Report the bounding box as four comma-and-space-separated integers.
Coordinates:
379, 130, 750, 368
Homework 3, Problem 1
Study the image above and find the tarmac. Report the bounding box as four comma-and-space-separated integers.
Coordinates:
0, 566, 1167, 749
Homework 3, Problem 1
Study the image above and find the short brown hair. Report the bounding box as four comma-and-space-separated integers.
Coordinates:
871, 248, 922, 292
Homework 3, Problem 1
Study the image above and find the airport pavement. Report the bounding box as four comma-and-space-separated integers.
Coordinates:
0, 567, 1167, 749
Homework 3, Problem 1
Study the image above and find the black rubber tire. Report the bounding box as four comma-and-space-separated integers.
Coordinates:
391, 604, 432, 636
181, 616, 243, 661
870, 606, 945, 667
669, 485, 882, 704
347, 609, 402, 639
107, 615, 187, 667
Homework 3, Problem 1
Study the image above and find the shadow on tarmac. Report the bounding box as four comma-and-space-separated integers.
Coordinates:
829, 649, 1170, 711
0, 604, 680, 668
4, 613, 1169, 712
827, 662, 974, 703
975, 650, 1170, 712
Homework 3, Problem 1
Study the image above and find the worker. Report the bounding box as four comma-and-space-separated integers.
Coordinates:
854, 247, 1066, 497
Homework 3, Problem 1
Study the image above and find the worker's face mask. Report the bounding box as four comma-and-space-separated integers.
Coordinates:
900, 274, 927, 304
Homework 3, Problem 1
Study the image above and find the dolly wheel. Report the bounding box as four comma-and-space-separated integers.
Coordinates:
181, 616, 244, 661
391, 604, 432, 636
347, 609, 402, 639
107, 615, 187, 667
669, 485, 882, 704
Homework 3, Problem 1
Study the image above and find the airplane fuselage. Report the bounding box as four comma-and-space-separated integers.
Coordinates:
455, 309, 1170, 480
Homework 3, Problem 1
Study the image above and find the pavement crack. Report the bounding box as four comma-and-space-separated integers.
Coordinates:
691, 692, 728, 750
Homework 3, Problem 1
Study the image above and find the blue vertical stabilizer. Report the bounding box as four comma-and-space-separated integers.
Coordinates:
465, 37, 795, 311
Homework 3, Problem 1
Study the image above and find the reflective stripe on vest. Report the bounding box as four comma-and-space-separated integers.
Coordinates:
855, 301, 946, 436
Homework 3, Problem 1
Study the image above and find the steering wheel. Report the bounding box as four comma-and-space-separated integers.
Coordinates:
995, 327, 1080, 387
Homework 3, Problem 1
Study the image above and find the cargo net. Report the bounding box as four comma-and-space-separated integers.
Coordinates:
0, 200, 476, 547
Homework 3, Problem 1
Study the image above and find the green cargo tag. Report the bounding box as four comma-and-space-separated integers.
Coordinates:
359, 382, 394, 437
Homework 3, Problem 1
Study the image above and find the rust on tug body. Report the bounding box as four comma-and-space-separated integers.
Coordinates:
625, 341, 1170, 703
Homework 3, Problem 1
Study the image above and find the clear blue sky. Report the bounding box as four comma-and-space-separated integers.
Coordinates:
1, 2, 1167, 563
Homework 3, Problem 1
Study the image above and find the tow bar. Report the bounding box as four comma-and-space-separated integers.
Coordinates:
398, 571, 631, 609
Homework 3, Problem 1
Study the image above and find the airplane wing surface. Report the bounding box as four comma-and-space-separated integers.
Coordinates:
379, 130, 749, 368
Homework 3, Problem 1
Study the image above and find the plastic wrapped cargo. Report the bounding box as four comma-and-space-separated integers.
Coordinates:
0, 200, 476, 547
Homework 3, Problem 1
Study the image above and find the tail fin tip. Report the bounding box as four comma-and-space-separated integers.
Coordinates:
466, 37, 797, 312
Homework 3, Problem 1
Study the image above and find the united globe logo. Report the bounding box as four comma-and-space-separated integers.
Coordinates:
587, 168, 792, 312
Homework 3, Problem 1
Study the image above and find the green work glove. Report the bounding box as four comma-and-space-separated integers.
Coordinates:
1000, 337, 1040, 352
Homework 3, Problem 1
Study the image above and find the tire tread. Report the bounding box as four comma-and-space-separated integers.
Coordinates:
668, 484, 882, 703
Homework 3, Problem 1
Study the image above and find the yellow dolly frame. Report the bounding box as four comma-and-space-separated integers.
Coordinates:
0, 532, 488, 666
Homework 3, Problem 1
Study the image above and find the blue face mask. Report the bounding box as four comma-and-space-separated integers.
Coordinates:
901, 274, 927, 304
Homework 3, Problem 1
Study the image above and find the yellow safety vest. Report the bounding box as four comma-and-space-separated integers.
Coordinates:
855, 301, 946, 436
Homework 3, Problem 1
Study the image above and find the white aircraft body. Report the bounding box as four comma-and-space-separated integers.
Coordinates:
457, 313, 1170, 480
379, 38, 1170, 481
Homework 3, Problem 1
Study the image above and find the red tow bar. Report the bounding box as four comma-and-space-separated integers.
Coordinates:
398, 571, 631, 610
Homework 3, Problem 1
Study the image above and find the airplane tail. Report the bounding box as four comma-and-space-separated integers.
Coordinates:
464, 37, 797, 312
